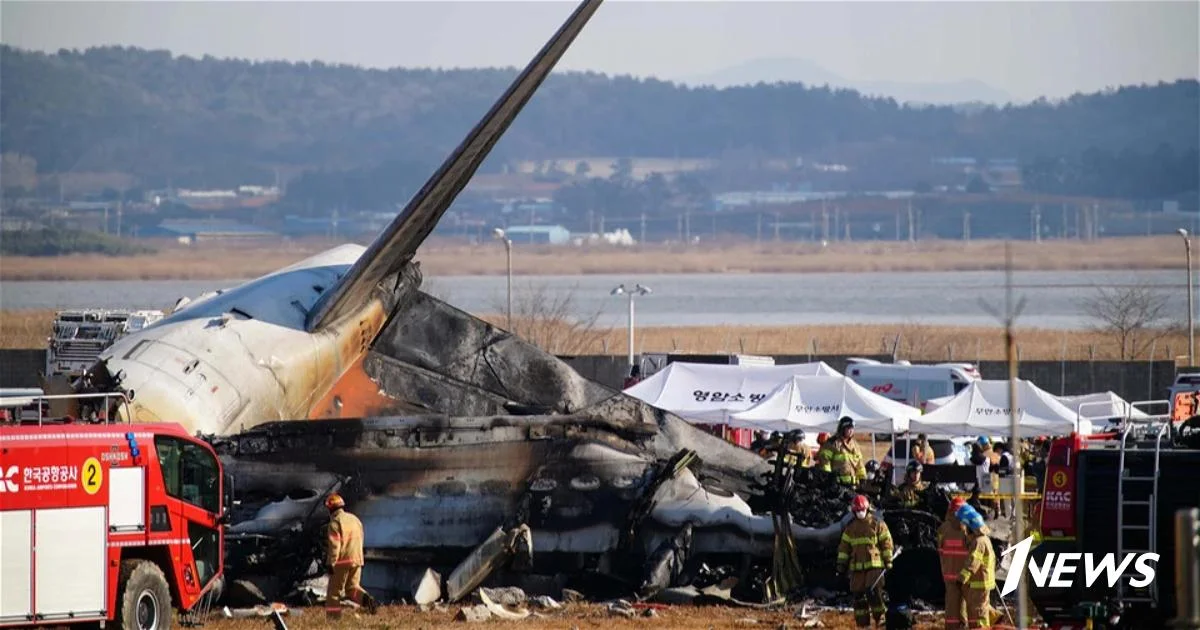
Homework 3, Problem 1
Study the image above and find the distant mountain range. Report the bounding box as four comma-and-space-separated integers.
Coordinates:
680, 57, 1014, 106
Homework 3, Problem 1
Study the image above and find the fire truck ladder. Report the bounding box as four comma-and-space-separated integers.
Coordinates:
1115, 419, 1169, 606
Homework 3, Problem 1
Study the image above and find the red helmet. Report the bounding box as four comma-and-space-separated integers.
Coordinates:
851, 494, 870, 512
324, 493, 345, 510
817, 432, 828, 444
950, 496, 966, 512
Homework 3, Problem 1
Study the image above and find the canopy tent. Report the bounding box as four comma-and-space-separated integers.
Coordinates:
1056, 391, 1150, 421
727, 375, 918, 433
624, 361, 841, 424
907, 379, 1096, 437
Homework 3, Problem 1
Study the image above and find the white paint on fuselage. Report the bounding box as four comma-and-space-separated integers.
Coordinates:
98, 244, 370, 436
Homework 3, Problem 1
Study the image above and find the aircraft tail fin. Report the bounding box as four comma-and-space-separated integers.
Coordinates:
306, 0, 603, 331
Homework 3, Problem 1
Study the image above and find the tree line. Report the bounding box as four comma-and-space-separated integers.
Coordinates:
2, 45, 1197, 203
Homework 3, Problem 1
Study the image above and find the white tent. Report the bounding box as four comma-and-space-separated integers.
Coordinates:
727, 375, 918, 433
907, 379, 1096, 436
624, 361, 841, 424
1056, 391, 1150, 420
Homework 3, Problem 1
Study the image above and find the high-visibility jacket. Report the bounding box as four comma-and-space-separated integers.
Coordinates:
776, 446, 813, 468
910, 442, 935, 464
818, 438, 866, 485
837, 515, 894, 573
959, 531, 996, 590
937, 516, 970, 582
893, 480, 928, 508
327, 509, 365, 568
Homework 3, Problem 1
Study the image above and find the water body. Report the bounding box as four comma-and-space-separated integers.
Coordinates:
0, 270, 1189, 329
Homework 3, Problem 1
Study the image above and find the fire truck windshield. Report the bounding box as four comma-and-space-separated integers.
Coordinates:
154, 436, 220, 514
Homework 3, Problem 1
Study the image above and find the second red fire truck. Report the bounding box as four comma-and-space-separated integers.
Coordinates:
0, 393, 228, 630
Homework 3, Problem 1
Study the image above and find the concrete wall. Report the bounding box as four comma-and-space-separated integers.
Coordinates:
559, 353, 1180, 405
0, 349, 45, 388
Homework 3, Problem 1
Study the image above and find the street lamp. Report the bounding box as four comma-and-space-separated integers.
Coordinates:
493, 228, 513, 330
611, 283, 651, 367
1180, 228, 1194, 367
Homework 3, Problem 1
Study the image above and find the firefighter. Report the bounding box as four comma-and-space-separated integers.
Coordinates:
836, 494, 893, 628
938, 497, 970, 630
818, 417, 867, 487
909, 433, 935, 465
892, 460, 928, 508
956, 503, 997, 629
781, 429, 813, 468
324, 494, 379, 615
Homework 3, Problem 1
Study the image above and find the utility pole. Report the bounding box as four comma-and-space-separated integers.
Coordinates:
756, 213, 762, 244
979, 242, 1030, 629
640, 212, 647, 245
684, 210, 691, 242
821, 204, 830, 242
833, 206, 841, 242
894, 208, 901, 241
774, 212, 781, 241
963, 211, 971, 242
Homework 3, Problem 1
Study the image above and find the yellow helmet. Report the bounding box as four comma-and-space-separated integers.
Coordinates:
324, 493, 345, 510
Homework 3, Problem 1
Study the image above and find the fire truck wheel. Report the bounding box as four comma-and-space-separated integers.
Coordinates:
115, 559, 174, 630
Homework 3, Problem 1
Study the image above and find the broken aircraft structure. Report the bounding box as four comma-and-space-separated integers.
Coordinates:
67, 0, 960, 611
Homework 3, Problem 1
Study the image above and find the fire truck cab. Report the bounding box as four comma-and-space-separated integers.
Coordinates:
0, 393, 227, 630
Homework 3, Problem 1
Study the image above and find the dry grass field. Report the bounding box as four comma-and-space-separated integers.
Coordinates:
0, 235, 1190, 281
3, 307, 1183, 361
200, 603, 945, 630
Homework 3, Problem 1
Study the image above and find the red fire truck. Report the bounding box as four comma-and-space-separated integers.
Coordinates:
0, 393, 227, 630
1029, 401, 1200, 629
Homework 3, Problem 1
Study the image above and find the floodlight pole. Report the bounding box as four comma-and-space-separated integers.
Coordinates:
493, 228, 513, 329
611, 284, 651, 367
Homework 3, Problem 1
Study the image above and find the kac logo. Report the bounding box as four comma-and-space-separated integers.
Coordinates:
0, 465, 18, 492
1000, 535, 1158, 596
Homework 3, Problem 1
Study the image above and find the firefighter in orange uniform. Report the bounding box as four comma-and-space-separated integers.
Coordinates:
909, 433, 935, 465
938, 497, 970, 629
837, 494, 893, 627
324, 494, 379, 615
956, 503, 997, 628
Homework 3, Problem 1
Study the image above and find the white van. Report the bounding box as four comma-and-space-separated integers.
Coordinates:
846, 359, 981, 410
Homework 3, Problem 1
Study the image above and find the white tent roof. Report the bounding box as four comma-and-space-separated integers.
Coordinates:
727, 375, 917, 433
1056, 391, 1150, 420
624, 361, 842, 424
908, 379, 1096, 436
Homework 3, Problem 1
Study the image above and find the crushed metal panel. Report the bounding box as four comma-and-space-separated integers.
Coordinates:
445, 527, 513, 603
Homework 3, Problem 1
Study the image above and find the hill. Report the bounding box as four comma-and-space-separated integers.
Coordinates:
681, 56, 1014, 105
1, 45, 1197, 197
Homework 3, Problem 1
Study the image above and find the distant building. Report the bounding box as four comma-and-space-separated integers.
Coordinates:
502, 225, 571, 245
141, 220, 277, 243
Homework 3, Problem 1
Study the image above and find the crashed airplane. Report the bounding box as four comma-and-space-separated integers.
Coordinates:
71, 0, 953, 609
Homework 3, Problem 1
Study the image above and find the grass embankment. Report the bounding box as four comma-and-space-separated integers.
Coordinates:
4, 308, 1181, 361
0, 235, 1189, 281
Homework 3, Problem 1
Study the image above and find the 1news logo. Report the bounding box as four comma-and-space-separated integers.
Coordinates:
1000, 535, 1158, 596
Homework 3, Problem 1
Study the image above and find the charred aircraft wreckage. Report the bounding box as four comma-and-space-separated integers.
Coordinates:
68, 0, 985, 612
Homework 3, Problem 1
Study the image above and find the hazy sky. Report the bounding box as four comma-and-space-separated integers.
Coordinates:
2, 1, 1197, 102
